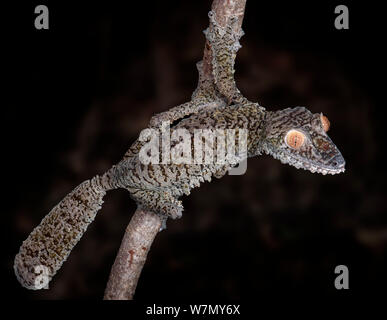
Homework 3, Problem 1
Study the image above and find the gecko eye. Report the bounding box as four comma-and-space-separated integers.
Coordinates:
285, 130, 305, 150
320, 114, 330, 132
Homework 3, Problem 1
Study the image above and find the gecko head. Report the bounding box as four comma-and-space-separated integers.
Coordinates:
262, 106, 345, 175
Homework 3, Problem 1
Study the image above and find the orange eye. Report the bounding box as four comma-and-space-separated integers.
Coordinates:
285, 130, 305, 150
320, 114, 330, 132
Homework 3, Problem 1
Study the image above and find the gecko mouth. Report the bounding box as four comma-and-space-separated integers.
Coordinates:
269, 150, 346, 175
293, 160, 345, 175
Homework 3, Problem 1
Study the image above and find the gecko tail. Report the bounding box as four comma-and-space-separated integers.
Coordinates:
14, 175, 110, 290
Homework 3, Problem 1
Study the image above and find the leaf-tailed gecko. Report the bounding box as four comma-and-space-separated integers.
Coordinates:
14, 11, 345, 290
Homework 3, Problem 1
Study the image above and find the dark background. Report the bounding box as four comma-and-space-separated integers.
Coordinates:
3, 0, 386, 300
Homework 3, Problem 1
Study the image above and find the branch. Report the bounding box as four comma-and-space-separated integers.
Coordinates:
103, 208, 162, 300
200, 0, 247, 86
103, 0, 247, 300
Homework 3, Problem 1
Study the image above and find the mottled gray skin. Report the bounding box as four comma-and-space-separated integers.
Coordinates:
263, 107, 345, 175
106, 103, 344, 221
14, 10, 345, 290
106, 102, 266, 220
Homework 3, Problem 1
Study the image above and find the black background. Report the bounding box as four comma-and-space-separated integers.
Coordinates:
3, 0, 386, 300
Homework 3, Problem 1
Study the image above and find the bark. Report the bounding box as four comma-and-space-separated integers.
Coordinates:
103, 209, 162, 300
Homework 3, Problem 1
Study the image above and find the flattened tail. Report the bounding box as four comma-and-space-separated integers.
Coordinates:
14, 175, 111, 290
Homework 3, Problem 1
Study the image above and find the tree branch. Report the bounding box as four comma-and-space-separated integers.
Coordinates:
103, 0, 247, 300
103, 208, 162, 300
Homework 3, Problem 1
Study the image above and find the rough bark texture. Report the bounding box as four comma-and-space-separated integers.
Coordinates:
103, 209, 162, 300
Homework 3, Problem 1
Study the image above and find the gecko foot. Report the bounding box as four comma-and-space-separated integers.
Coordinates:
129, 188, 184, 219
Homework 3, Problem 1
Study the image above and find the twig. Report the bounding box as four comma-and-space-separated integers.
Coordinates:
103, 209, 162, 300
103, 0, 247, 300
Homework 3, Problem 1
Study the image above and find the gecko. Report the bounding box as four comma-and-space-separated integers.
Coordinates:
14, 11, 345, 290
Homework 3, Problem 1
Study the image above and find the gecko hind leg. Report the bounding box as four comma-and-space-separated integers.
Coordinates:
127, 187, 183, 220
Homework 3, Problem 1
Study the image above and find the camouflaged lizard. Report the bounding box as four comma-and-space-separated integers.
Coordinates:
14, 11, 345, 290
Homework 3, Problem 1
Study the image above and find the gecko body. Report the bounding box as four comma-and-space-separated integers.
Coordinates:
104, 102, 344, 220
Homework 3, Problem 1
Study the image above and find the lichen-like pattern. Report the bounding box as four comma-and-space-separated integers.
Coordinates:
109, 102, 265, 220
204, 11, 249, 104
263, 107, 346, 175
107, 103, 344, 221
14, 176, 107, 289
14, 10, 346, 290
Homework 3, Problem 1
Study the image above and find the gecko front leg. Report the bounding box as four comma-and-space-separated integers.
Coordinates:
149, 99, 225, 128
149, 60, 227, 129
204, 10, 250, 105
